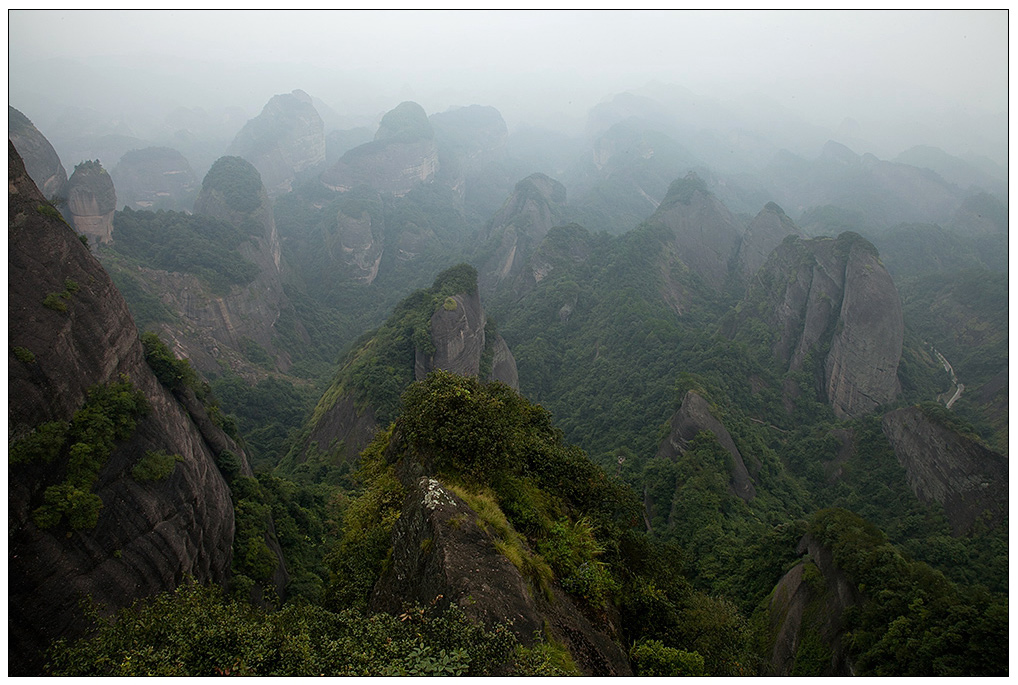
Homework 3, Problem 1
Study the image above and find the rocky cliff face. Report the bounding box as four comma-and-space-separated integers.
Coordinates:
478, 173, 569, 294
227, 89, 326, 196
735, 201, 802, 280
371, 470, 632, 676
646, 172, 744, 292
137, 156, 295, 376
9, 106, 68, 200
321, 101, 439, 196
332, 204, 384, 284
66, 159, 117, 244
881, 407, 1007, 534
762, 533, 860, 676
8, 142, 236, 674
656, 391, 757, 501
430, 104, 511, 211
111, 146, 198, 211
730, 232, 903, 419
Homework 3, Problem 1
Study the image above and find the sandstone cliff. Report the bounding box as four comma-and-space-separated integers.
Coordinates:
478, 173, 569, 295
8, 142, 237, 674
287, 267, 517, 471
111, 146, 198, 211
9, 106, 68, 200
645, 172, 744, 292
321, 101, 439, 197
370, 469, 631, 676
729, 232, 903, 419
430, 104, 511, 212
735, 201, 802, 280
227, 89, 326, 196
656, 391, 757, 501
881, 406, 1007, 534
66, 159, 117, 244
129, 156, 296, 376
762, 533, 860, 676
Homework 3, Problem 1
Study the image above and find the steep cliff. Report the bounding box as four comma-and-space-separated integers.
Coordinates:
430, 104, 511, 213
8, 142, 237, 674
66, 159, 117, 244
881, 406, 1007, 534
227, 89, 326, 196
321, 101, 439, 196
645, 172, 744, 292
106, 156, 296, 376
728, 232, 903, 419
656, 391, 756, 501
761, 533, 860, 676
735, 201, 802, 280
9, 105, 68, 200
283, 266, 517, 473
111, 146, 198, 211
478, 173, 569, 294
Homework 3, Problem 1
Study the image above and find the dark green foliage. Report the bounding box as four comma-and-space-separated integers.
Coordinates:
42, 292, 68, 312
12, 345, 36, 364
200, 156, 263, 214
9, 421, 68, 464
141, 332, 200, 392
132, 450, 182, 481
102, 261, 177, 330
807, 508, 1008, 676
46, 582, 560, 676
629, 639, 706, 676
210, 373, 315, 471
214, 449, 242, 483
36, 203, 64, 222
658, 173, 709, 209
238, 337, 274, 370
109, 208, 260, 292
28, 379, 149, 530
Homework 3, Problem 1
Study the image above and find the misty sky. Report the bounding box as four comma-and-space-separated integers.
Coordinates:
8, 10, 1009, 164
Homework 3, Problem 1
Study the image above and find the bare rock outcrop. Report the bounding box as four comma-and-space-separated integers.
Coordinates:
66, 159, 117, 244
321, 101, 438, 197
656, 390, 756, 501
478, 173, 569, 294
8, 142, 236, 674
762, 533, 860, 676
728, 232, 903, 419
881, 406, 1007, 534
111, 146, 198, 211
645, 172, 744, 292
227, 89, 326, 196
138, 156, 296, 376
9, 106, 67, 200
371, 474, 632, 676
735, 201, 802, 279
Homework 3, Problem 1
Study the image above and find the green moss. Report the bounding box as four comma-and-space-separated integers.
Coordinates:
42, 292, 67, 312
12, 346, 36, 364
442, 296, 458, 311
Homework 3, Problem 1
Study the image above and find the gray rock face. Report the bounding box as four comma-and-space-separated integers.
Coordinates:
656, 391, 756, 501
479, 173, 568, 294
732, 232, 903, 419
488, 335, 520, 389
371, 474, 632, 676
8, 106, 67, 200
227, 89, 326, 196
763, 533, 860, 676
111, 146, 198, 211
881, 407, 1007, 534
736, 201, 802, 280
66, 159, 117, 244
8, 142, 235, 674
321, 101, 439, 196
416, 292, 487, 380
333, 206, 383, 284
646, 172, 744, 292
140, 156, 294, 376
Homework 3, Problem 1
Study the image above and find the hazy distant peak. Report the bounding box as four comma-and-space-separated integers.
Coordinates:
375, 101, 433, 142
820, 140, 860, 165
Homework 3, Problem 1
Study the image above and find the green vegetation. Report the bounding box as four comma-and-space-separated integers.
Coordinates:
41, 279, 80, 312
109, 208, 260, 292
132, 450, 183, 481
12, 346, 36, 364
46, 582, 565, 676
23, 380, 149, 530
199, 156, 264, 214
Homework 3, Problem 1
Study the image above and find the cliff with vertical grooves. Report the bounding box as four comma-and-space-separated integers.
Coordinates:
8, 142, 237, 674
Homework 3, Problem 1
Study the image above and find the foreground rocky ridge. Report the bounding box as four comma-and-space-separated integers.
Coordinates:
8, 142, 239, 674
